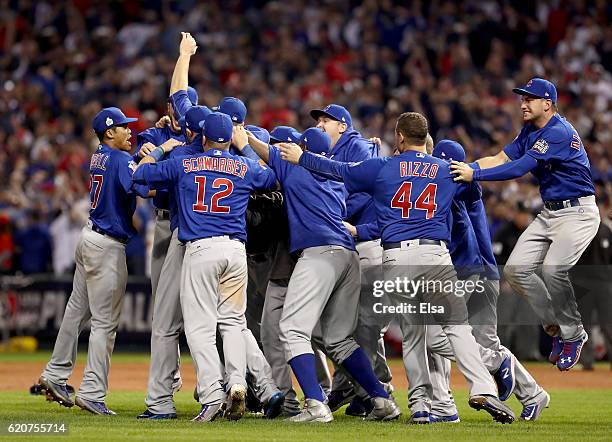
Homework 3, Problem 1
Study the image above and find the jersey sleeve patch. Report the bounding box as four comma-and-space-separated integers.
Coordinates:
531, 139, 549, 154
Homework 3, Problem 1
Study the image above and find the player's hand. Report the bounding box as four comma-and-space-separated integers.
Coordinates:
232, 125, 249, 150
369, 137, 382, 146
343, 221, 358, 238
450, 161, 474, 182
179, 32, 197, 56
278, 142, 302, 165
138, 142, 156, 158
160, 138, 184, 153
155, 115, 171, 129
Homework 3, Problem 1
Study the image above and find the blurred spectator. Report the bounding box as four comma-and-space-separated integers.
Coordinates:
13, 211, 52, 274
0, 0, 609, 277
0, 213, 13, 273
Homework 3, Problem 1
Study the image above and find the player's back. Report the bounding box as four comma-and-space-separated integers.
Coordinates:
173, 149, 276, 243
88, 144, 140, 241
373, 150, 459, 244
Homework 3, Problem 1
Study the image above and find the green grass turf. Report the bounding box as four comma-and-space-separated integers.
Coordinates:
0, 353, 611, 441
1, 388, 611, 441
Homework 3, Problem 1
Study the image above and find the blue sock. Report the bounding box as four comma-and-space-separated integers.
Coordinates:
342, 348, 388, 399
288, 353, 325, 402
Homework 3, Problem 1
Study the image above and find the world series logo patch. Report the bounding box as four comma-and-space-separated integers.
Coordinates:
531, 139, 549, 154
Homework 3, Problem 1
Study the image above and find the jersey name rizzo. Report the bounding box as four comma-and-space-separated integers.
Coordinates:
182, 156, 248, 178
399, 161, 439, 179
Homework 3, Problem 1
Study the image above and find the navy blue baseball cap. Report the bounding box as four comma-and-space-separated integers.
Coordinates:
187, 86, 199, 105
512, 78, 557, 104
92, 107, 137, 134
201, 112, 233, 143
245, 125, 270, 144
310, 104, 352, 127
300, 127, 332, 155
213, 97, 247, 124
269, 126, 302, 144
432, 139, 466, 162
179, 105, 212, 134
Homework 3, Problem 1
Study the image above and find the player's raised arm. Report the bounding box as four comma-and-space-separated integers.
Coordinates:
170, 32, 197, 96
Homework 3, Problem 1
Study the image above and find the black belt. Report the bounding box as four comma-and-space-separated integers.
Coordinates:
383, 239, 445, 250
155, 209, 170, 220
543, 198, 581, 211
91, 224, 128, 244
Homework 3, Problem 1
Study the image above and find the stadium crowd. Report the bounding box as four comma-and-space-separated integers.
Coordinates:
0, 0, 611, 275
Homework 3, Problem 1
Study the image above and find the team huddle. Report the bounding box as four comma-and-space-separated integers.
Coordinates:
36, 33, 600, 425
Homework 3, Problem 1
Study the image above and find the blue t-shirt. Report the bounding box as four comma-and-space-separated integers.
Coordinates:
88, 144, 150, 241
132, 149, 277, 243
449, 200, 484, 278
503, 113, 595, 201
268, 146, 355, 253
134, 126, 186, 210
300, 150, 481, 244
166, 141, 204, 231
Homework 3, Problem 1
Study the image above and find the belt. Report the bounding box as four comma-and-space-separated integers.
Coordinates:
185, 235, 244, 245
382, 239, 446, 250
91, 224, 128, 244
155, 209, 170, 220
543, 198, 581, 211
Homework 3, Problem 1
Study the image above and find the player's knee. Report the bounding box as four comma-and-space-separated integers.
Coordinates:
503, 264, 530, 284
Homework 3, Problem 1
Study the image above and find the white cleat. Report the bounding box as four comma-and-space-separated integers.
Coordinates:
287, 399, 333, 423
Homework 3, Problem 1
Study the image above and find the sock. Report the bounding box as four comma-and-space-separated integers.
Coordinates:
288, 353, 325, 402
342, 348, 388, 399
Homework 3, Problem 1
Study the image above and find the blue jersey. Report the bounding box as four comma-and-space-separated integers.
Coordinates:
503, 113, 595, 201
134, 126, 186, 210
132, 149, 276, 243
300, 150, 481, 244
465, 198, 500, 280
169, 90, 194, 120
268, 146, 355, 253
449, 201, 484, 278
88, 144, 150, 241
166, 140, 203, 231
328, 129, 378, 226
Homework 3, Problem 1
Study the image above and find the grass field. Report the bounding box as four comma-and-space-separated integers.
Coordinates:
1, 353, 611, 441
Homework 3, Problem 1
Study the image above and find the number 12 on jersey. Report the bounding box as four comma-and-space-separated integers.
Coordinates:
391, 182, 438, 219
193, 176, 234, 213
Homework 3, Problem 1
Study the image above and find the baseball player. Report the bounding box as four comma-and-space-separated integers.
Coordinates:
235, 125, 332, 416
135, 33, 200, 420
429, 140, 549, 422
451, 78, 600, 371
243, 125, 400, 423
132, 112, 277, 422
309, 104, 392, 415
281, 112, 515, 424
39, 107, 150, 415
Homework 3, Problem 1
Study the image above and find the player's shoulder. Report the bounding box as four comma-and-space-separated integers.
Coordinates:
541, 114, 575, 144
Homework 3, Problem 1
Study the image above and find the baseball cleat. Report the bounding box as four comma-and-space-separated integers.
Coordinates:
345, 397, 370, 417
137, 409, 177, 420
225, 384, 247, 421
286, 399, 333, 423
263, 392, 285, 419
408, 410, 430, 424
38, 376, 74, 408
430, 413, 460, 423
548, 336, 564, 364
557, 334, 588, 371
365, 396, 402, 421
327, 388, 355, 412
75, 397, 116, 415
192, 403, 224, 422
468, 395, 515, 424
520, 391, 550, 421
171, 376, 183, 395
493, 353, 516, 401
